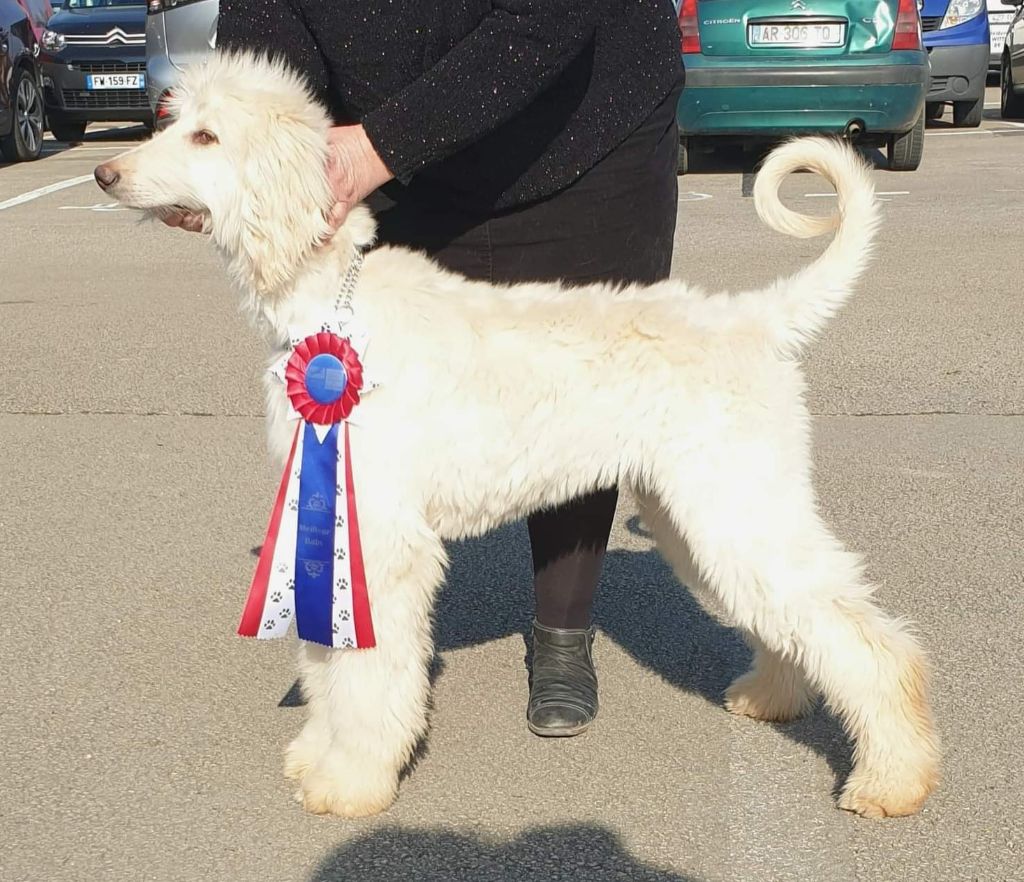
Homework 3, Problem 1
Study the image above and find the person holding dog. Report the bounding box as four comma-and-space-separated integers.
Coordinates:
167, 0, 684, 739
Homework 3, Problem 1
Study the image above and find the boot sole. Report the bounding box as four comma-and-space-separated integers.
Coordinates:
527, 719, 594, 738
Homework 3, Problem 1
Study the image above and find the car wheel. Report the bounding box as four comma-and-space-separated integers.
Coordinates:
0, 68, 44, 162
925, 102, 943, 121
952, 98, 983, 128
49, 120, 88, 143
677, 136, 689, 175
887, 111, 924, 172
1001, 55, 1024, 119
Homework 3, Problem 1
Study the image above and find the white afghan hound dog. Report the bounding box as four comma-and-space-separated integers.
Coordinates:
96, 51, 939, 820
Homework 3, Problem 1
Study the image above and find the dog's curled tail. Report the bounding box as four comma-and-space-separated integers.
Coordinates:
753, 136, 881, 355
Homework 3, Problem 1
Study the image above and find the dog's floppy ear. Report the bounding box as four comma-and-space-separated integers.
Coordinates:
223, 109, 333, 295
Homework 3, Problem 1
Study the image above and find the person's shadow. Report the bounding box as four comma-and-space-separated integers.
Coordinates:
432, 518, 853, 793
310, 824, 703, 882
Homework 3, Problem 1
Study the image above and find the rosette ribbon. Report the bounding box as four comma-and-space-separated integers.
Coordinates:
238, 331, 376, 649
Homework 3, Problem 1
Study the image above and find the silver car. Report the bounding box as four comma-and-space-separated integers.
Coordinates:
144, 0, 216, 127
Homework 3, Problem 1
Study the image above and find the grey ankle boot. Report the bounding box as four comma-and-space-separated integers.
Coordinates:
527, 620, 599, 737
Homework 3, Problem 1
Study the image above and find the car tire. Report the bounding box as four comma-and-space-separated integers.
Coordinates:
887, 111, 924, 172
925, 102, 943, 121
677, 136, 689, 175
1001, 54, 1024, 119
0, 68, 45, 163
49, 120, 88, 143
952, 98, 983, 128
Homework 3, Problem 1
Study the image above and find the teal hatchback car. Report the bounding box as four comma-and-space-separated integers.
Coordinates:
676, 0, 929, 172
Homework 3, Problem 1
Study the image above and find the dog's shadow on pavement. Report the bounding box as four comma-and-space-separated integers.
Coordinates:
310, 824, 701, 882
434, 520, 854, 791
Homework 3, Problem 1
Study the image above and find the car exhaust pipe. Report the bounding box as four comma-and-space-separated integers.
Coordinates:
844, 120, 865, 139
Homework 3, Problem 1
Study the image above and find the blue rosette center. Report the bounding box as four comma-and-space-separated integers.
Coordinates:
305, 353, 348, 405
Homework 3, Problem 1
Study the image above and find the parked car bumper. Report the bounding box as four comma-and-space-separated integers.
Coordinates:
40, 58, 153, 124
925, 43, 989, 102
678, 57, 927, 136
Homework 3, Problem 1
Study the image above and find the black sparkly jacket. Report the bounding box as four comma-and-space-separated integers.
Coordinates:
217, 0, 684, 212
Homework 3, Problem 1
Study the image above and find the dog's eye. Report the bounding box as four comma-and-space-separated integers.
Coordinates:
192, 130, 218, 146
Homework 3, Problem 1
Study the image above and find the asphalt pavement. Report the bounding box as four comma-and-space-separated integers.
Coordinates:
2, 91, 1022, 882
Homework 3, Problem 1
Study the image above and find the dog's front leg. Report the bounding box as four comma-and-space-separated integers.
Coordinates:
288, 513, 446, 818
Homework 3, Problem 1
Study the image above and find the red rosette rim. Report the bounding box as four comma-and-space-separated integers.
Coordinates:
285, 332, 363, 425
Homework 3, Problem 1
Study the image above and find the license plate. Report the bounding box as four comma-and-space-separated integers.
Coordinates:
86, 74, 145, 90
989, 13, 1014, 24
991, 26, 1009, 53
749, 21, 846, 47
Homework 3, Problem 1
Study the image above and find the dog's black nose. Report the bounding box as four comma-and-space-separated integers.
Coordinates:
94, 164, 120, 190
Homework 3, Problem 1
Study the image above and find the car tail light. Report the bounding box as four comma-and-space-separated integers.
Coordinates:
156, 90, 175, 121
678, 0, 701, 55
892, 0, 922, 50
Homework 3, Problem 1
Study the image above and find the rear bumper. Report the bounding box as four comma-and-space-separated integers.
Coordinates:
924, 43, 989, 102
678, 58, 927, 136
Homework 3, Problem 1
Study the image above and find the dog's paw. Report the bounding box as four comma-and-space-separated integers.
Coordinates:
725, 668, 813, 723
838, 747, 939, 819
299, 755, 398, 818
838, 774, 935, 819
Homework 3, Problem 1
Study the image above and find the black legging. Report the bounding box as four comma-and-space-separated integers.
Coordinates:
367, 85, 680, 629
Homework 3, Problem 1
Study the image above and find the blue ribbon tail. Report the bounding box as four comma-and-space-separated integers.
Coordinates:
294, 422, 338, 647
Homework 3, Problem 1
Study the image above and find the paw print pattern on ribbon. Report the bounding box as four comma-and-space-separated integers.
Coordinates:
270, 590, 282, 603
341, 637, 355, 648
288, 499, 298, 512
334, 546, 347, 562
279, 608, 291, 620
335, 513, 345, 528
263, 619, 276, 631
334, 575, 349, 591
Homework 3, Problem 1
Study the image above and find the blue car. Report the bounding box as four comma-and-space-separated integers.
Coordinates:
922, 0, 991, 126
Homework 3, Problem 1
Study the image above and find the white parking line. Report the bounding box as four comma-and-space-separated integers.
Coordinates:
0, 175, 94, 212
58, 202, 129, 213
927, 127, 1024, 137
42, 145, 128, 152
805, 191, 908, 199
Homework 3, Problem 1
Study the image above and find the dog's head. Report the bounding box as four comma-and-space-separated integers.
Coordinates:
95, 51, 370, 294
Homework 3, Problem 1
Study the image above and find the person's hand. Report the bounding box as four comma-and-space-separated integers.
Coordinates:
322, 124, 394, 239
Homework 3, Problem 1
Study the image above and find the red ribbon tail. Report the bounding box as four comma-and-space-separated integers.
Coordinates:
238, 426, 300, 638
344, 423, 376, 649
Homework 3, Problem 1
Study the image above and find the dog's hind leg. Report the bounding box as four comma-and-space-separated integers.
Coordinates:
641, 464, 940, 818
638, 493, 816, 723
292, 511, 446, 818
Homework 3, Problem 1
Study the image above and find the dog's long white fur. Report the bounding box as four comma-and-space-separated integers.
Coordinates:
99, 50, 939, 821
